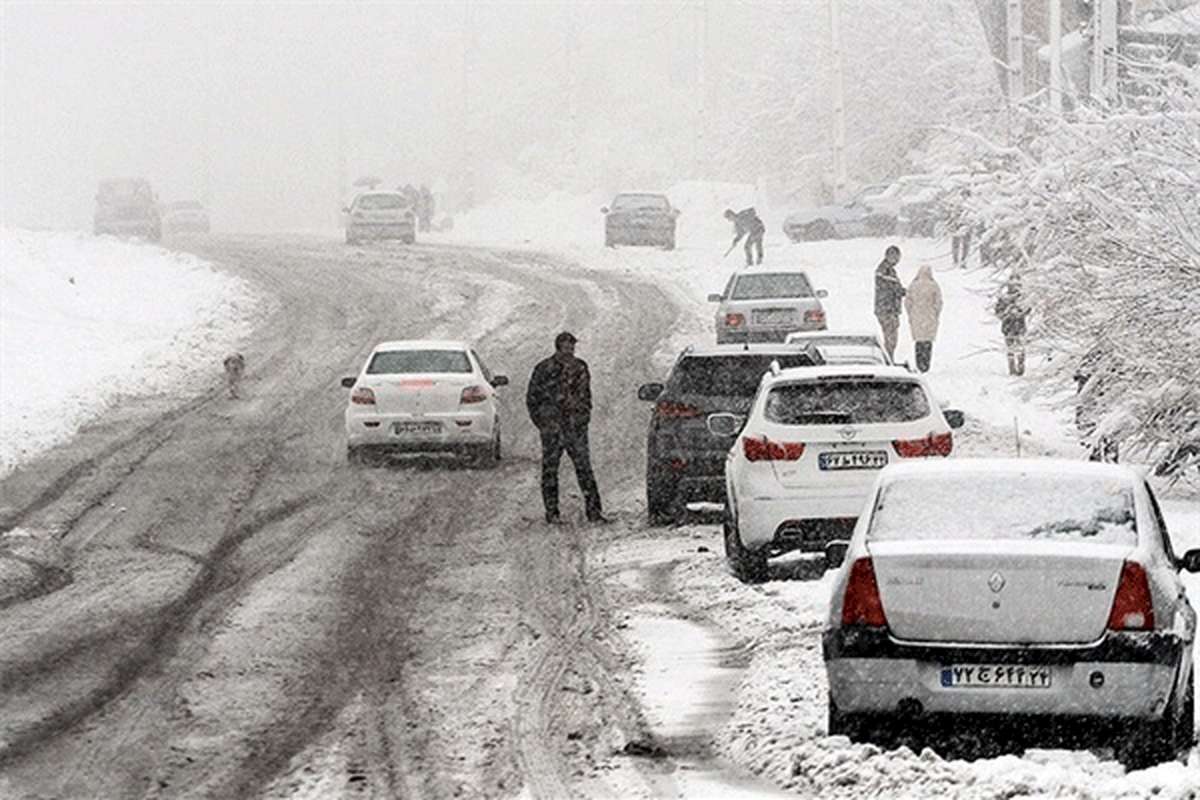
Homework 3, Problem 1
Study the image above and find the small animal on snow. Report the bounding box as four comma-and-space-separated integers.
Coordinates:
223, 353, 246, 398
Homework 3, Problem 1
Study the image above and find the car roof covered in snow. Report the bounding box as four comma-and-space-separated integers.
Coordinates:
879, 458, 1140, 484
734, 264, 814, 275
678, 342, 821, 359
770, 364, 915, 382
372, 339, 469, 352
785, 329, 880, 341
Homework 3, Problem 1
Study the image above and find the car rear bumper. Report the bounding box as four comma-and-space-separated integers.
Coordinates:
606, 224, 674, 245
716, 323, 826, 344
346, 412, 493, 449
824, 629, 1183, 719
736, 487, 872, 550
94, 219, 159, 234
348, 222, 415, 239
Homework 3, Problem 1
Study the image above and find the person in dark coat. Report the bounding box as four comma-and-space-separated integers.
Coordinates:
873, 245, 905, 363
724, 208, 765, 266
526, 331, 605, 524
993, 276, 1029, 376
417, 184, 435, 232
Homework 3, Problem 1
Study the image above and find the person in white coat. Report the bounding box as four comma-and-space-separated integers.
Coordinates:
903, 265, 943, 372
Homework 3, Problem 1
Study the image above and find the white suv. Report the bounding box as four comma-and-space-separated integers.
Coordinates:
716, 364, 963, 582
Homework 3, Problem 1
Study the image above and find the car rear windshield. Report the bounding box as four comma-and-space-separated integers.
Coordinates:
367, 350, 472, 374
763, 379, 930, 425
731, 273, 813, 300
612, 194, 668, 210
357, 194, 408, 210
670, 354, 817, 397
869, 474, 1137, 545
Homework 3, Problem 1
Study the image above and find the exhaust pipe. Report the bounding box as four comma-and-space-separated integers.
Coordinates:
897, 698, 924, 717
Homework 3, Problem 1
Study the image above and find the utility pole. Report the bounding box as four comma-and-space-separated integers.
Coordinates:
1006, 0, 1025, 103
694, 0, 708, 180
565, 5, 579, 187
1090, 0, 1119, 101
1048, 0, 1062, 113
829, 0, 846, 201
462, 0, 475, 209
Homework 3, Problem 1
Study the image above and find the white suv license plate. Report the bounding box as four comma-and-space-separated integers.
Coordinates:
392, 421, 441, 435
940, 664, 1052, 689
818, 451, 888, 470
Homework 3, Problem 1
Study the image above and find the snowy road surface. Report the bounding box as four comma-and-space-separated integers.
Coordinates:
0, 232, 1197, 798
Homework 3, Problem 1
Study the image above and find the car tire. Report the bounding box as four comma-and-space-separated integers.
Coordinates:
724, 507, 767, 583
646, 464, 679, 525
1118, 670, 1193, 769
403, 234, 416, 245
347, 445, 364, 465
808, 220, 836, 241
662, 236, 675, 251
471, 423, 502, 468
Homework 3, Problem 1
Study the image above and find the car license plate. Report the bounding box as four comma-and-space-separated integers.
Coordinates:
939, 664, 1052, 689
818, 451, 887, 470
752, 309, 796, 324
392, 421, 441, 435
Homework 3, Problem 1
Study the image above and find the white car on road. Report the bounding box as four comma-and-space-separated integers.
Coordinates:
342, 340, 507, 464
784, 329, 891, 366
709, 267, 829, 344
715, 364, 963, 581
823, 459, 1199, 769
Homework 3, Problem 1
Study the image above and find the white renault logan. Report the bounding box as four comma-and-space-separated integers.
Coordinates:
342, 340, 507, 464
823, 459, 1199, 768
717, 364, 963, 581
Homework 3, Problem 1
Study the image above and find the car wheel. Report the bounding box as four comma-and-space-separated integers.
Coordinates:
808, 220, 836, 241
661, 236, 675, 251
403, 234, 416, 245
646, 464, 679, 525
723, 507, 767, 583
347, 445, 364, 465
1118, 671, 1192, 769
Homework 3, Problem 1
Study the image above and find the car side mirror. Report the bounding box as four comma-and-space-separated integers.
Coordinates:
600, 207, 609, 214
707, 293, 723, 303
1180, 549, 1200, 573
825, 540, 850, 569
490, 375, 509, 387
637, 382, 664, 401
943, 409, 965, 429
815, 289, 829, 298
706, 412, 744, 437
340, 376, 356, 388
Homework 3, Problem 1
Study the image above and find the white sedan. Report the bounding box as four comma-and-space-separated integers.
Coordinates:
784, 329, 891, 366
342, 340, 507, 464
823, 459, 1198, 769
715, 364, 963, 582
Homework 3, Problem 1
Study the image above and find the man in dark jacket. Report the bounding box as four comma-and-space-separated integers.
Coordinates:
724, 208, 765, 266
526, 332, 605, 524
993, 276, 1029, 376
873, 245, 905, 362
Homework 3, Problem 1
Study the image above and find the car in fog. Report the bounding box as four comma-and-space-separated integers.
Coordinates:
637, 343, 824, 524
162, 200, 211, 235
823, 459, 1199, 769
344, 190, 417, 245
784, 330, 891, 366
602, 192, 678, 249
93, 177, 162, 241
715, 364, 963, 582
342, 340, 507, 464
782, 184, 897, 242
709, 266, 828, 344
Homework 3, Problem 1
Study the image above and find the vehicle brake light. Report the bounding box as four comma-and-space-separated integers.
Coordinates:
1107, 561, 1155, 631
724, 313, 745, 328
460, 385, 488, 404
655, 400, 702, 418
742, 436, 805, 461
804, 309, 826, 325
892, 432, 953, 457
351, 387, 376, 405
841, 557, 888, 628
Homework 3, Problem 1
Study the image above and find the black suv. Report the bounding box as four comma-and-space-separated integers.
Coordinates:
637, 343, 823, 524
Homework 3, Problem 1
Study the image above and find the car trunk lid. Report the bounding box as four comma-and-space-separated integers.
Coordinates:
367, 373, 474, 415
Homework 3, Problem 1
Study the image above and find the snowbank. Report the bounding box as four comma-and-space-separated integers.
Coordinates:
0, 229, 260, 475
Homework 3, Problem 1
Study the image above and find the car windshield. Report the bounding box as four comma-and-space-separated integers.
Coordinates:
763, 379, 929, 425
671, 354, 817, 397
731, 273, 813, 300
612, 194, 668, 211
869, 474, 1138, 545
357, 194, 408, 210
367, 350, 472, 374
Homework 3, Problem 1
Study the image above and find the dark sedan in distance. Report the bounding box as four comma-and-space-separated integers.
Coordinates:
603, 192, 678, 250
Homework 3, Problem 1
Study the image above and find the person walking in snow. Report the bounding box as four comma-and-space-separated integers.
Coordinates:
525, 331, 607, 525
873, 245, 905, 363
950, 189, 973, 269
903, 265, 942, 372
993, 276, 1029, 376
724, 207, 765, 266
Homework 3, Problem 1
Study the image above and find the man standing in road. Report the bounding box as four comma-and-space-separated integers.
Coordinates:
874, 245, 906, 363
526, 332, 606, 524
724, 208, 765, 267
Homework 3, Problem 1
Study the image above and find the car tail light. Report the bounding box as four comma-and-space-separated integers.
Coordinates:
724, 313, 745, 328
742, 436, 805, 462
351, 386, 376, 405
1107, 561, 1155, 631
655, 400, 702, 418
804, 309, 826, 325
892, 432, 953, 457
460, 385, 488, 404
841, 557, 888, 628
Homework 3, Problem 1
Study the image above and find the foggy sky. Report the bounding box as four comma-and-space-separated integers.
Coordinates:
2, 1, 719, 232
